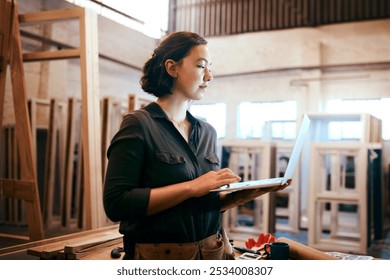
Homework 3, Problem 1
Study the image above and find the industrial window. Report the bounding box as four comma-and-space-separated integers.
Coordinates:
189, 103, 226, 139
237, 101, 297, 139
65, 0, 169, 38
326, 98, 390, 140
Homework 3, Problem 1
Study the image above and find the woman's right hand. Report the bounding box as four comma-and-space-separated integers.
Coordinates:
146, 168, 240, 215
190, 168, 241, 197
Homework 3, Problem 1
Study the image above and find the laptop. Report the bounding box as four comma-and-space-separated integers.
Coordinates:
211, 114, 310, 193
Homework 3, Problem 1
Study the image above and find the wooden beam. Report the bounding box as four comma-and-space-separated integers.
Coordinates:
20, 30, 143, 71
18, 7, 84, 24
0, 0, 12, 135
0, 178, 36, 202
23, 49, 81, 62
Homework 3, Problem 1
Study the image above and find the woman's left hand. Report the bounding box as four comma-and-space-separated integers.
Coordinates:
234, 179, 292, 205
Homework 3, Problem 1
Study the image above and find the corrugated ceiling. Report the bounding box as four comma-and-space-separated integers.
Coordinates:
168, 0, 390, 37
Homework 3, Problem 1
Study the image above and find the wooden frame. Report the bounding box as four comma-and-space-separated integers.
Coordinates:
61, 98, 81, 227
219, 139, 276, 241
101, 97, 127, 179
300, 112, 383, 229
0, 0, 44, 241
42, 98, 65, 227
18, 6, 105, 229
307, 142, 382, 254
1, 125, 24, 226
305, 112, 382, 143
274, 142, 300, 233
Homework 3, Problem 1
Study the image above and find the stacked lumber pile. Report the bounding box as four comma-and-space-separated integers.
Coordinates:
25, 225, 123, 260
0, 225, 123, 260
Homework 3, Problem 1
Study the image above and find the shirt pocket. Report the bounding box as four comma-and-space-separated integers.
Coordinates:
205, 153, 220, 170
153, 151, 189, 185
155, 151, 186, 165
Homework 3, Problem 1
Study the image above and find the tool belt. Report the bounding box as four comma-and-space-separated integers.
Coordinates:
129, 233, 234, 260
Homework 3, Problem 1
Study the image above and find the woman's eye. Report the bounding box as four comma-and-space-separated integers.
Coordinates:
197, 65, 205, 69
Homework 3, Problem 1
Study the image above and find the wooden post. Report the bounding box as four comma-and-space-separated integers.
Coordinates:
79, 8, 105, 229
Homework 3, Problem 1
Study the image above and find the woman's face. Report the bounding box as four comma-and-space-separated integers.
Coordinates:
172, 45, 213, 101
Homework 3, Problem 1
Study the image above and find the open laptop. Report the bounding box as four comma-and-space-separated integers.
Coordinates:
211, 114, 310, 193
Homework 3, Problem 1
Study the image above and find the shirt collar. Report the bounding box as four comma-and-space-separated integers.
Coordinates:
144, 102, 199, 128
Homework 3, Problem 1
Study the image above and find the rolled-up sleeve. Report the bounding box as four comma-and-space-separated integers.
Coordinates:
103, 115, 151, 222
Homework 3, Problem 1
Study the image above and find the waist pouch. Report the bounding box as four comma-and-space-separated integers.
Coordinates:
133, 233, 234, 260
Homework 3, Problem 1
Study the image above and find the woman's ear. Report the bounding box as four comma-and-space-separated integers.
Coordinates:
164, 59, 178, 78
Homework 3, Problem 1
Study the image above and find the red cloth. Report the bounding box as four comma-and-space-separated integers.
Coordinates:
245, 233, 276, 249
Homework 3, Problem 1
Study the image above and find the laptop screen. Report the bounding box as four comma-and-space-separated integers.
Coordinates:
281, 114, 310, 184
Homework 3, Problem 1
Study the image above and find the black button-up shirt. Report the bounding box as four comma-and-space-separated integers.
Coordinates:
103, 102, 222, 244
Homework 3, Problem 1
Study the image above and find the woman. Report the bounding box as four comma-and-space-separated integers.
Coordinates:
103, 31, 286, 260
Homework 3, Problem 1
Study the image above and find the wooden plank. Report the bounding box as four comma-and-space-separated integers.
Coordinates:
5, 126, 17, 223
18, 7, 84, 24
79, 8, 104, 229
0, 178, 35, 201
61, 98, 76, 227
64, 234, 122, 255
0, 232, 29, 241
0, 1, 14, 226
76, 136, 85, 228
0, 0, 12, 132
75, 115, 84, 229
73, 238, 122, 260
101, 97, 111, 179
23, 49, 81, 62
42, 99, 58, 226
41, 231, 121, 259
57, 103, 67, 223
0, 224, 119, 257
27, 228, 121, 259
27, 99, 37, 162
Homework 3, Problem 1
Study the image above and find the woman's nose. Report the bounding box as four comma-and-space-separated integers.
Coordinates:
204, 69, 213, 81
